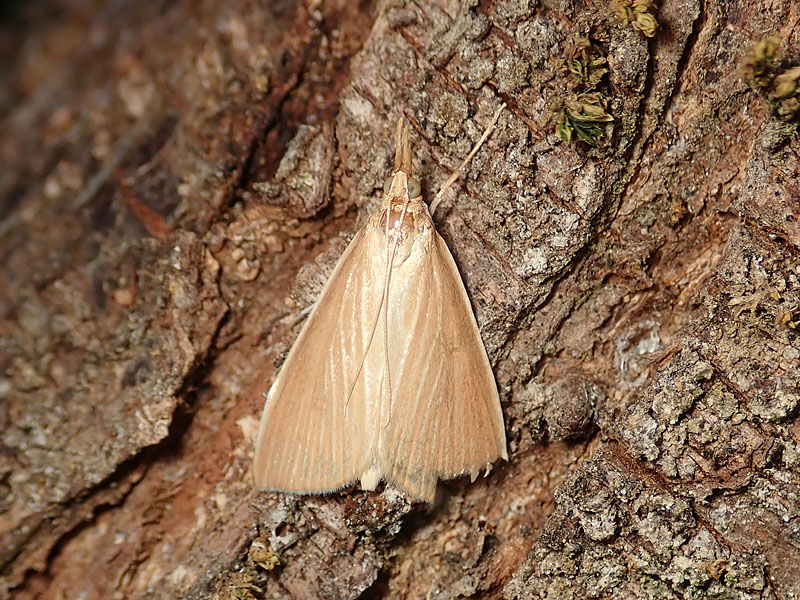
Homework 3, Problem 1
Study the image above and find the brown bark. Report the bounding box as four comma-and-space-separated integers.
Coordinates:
1, 0, 798, 599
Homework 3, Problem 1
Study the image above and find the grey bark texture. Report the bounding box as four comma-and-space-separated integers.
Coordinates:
1, 0, 798, 598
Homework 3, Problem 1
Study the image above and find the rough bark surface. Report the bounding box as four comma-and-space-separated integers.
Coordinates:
1, 0, 798, 599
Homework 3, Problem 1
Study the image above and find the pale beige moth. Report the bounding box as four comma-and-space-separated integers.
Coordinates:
253, 107, 507, 501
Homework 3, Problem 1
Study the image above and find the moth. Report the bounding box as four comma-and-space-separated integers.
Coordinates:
253, 107, 507, 502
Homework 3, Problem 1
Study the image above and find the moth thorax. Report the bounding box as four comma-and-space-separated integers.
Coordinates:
380, 205, 416, 232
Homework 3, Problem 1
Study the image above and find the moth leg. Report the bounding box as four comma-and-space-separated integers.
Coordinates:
292, 301, 316, 326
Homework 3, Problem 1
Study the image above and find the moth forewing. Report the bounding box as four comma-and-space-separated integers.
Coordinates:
252, 225, 385, 493
253, 110, 507, 502
377, 210, 507, 501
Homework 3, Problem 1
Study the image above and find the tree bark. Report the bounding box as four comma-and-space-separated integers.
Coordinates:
1, 0, 798, 599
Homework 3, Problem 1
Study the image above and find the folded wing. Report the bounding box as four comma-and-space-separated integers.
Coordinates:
253, 226, 387, 493
379, 225, 507, 501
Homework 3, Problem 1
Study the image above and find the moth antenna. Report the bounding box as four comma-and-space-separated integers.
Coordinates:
381, 235, 394, 426
381, 190, 414, 429
345, 167, 409, 415
429, 103, 505, 216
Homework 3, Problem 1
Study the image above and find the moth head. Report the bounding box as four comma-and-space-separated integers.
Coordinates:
383, 172, 421, 199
